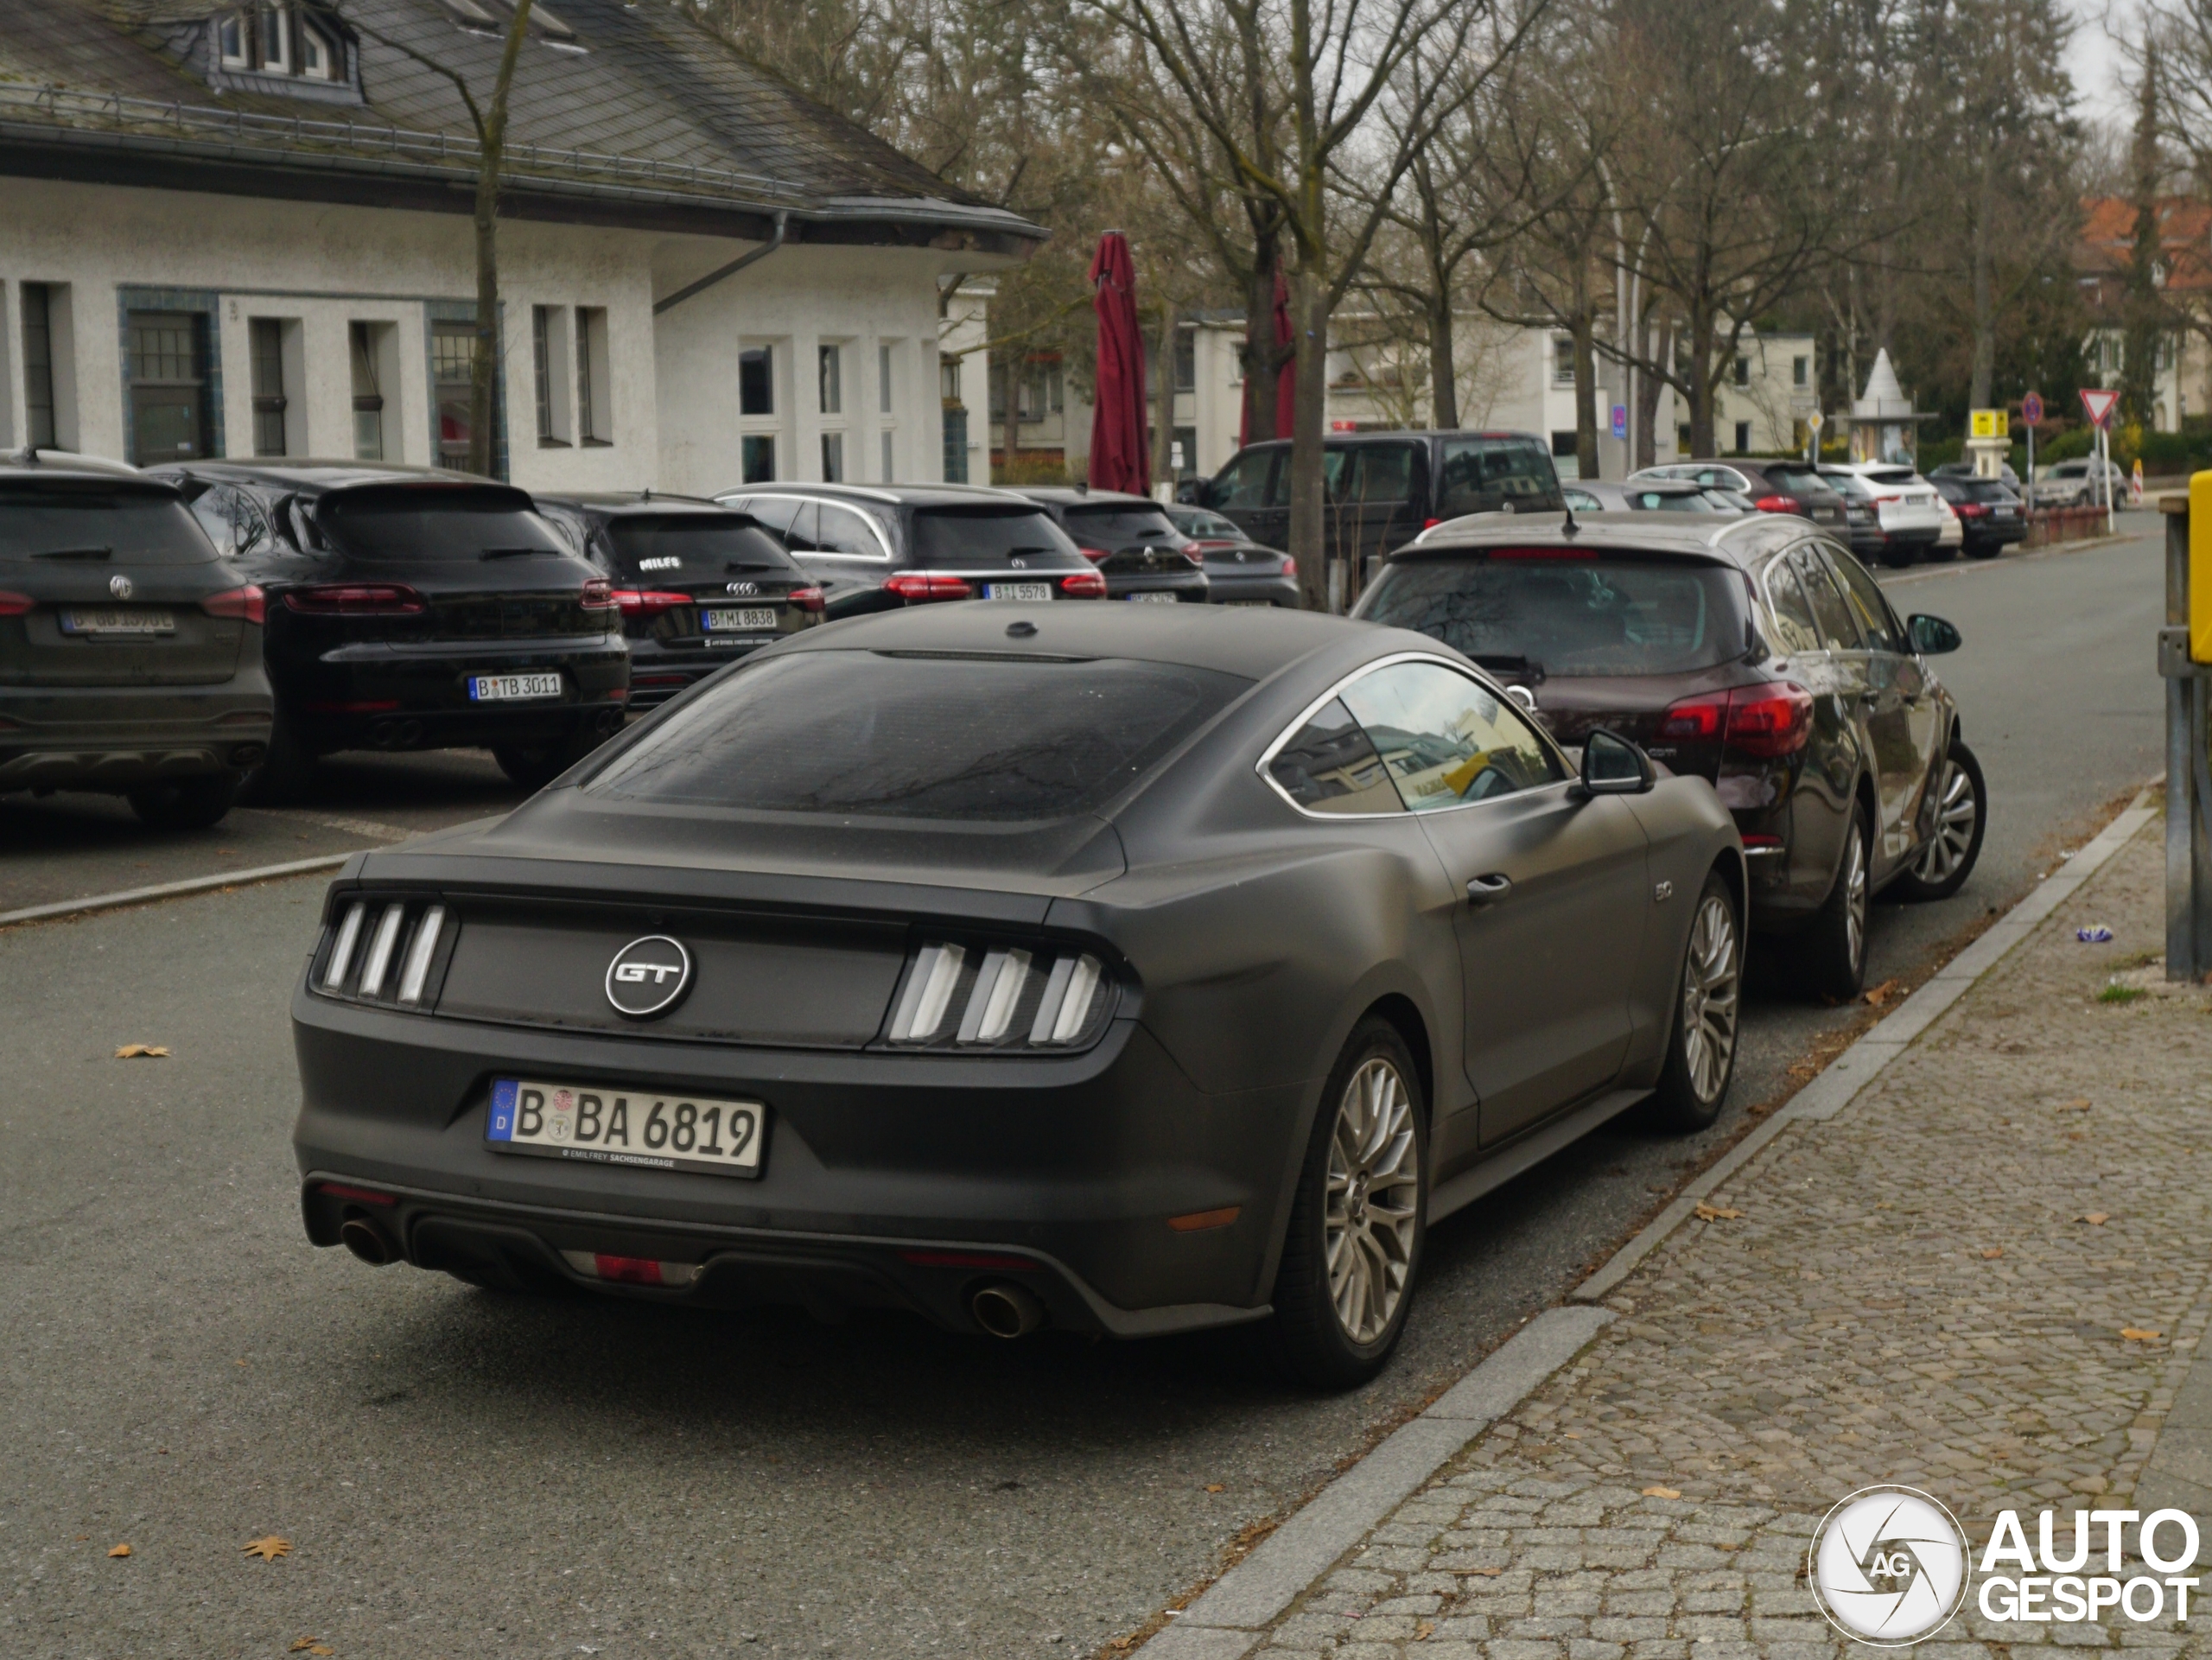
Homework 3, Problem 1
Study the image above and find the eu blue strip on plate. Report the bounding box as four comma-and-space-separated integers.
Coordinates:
487, 1078, 518, 1141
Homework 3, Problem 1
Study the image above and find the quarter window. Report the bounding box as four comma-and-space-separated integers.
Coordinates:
1825, 548, 1901, 653
1792, 550, 1863, 652
1760, 558, 1822, 656
815, 503, 884, 558
1266, 698, 1401, 816
1338, 660, 1562, 811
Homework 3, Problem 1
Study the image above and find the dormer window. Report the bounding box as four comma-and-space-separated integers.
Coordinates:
215, 5, 343, 80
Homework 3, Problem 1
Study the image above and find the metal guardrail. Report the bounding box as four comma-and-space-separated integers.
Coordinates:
0, 81, 808, 204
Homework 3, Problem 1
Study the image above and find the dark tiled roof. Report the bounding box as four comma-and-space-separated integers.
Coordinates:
0, 0, 1043, 245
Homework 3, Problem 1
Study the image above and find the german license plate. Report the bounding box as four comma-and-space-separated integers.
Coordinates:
468, 671, 563, 702
1127, 591, 1181, 604
60, 607, 174, 635
1993, 507, 2015, 519
702, 607, 777, 632
985, 582, 1052, 601
486, 1078, 766, 1178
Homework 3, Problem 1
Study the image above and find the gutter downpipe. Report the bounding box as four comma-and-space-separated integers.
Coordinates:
652, 210, 789, 315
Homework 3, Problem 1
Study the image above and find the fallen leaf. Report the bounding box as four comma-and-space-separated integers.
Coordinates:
1204, 1484, 1224, 1493
1414, 1619, 1436, 1639
1642, 1485, 1682, 1499
1562, 1430, 1582, 1439
2078, 1212, 2110, 1225
2122, 1328, 2164, 1341
241, 1536, 292, 1561
2061, 1098, 2092, 1111
112, 1044, 170, 1059
1982, 1247, 2005, 1259
1863, 977, 1904, 1007
107, 1544, 130, 1558
1693, 1203, 1743, 1221
289, 1641, 320, 1655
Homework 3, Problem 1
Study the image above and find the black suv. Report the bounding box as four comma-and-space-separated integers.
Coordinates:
1929, 475, 2026, 560
1009, 487, 1210, 603
536, 494, 823, 709
148, 462, 630, 792
1, 450, 271, 829
1189, 430, 1563, 574
1353, 512, 1984, 1000
709, 483, 1105, 619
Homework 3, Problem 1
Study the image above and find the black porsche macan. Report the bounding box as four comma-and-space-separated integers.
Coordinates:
293, 604, 1743, 1385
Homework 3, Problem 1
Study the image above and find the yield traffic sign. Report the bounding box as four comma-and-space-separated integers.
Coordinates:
2081, 387, 2121, 430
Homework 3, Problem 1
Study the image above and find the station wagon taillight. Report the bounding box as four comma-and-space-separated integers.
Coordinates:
0, 591, 32, 616
885, 573, 974, 603
610, 588, 690, 616
1659, 682, 1813, 760
1058, 569, 1108, 599
283, 583, 425, 615
200, 584, 266, 625
1752, 495, 1800, 515
883, 939, 1116, 1052
789, 586, 826, 613
1077, 545, 1114, 563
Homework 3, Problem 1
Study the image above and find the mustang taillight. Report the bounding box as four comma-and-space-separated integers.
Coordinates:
883, 940, 1115, 1051
315, 896, 454, 1008
611, 588, 691, 616
201, 584, 267, 624
283, 583, 425, 615
1058, 569, 1108, 599
1660, 683, 1814, 760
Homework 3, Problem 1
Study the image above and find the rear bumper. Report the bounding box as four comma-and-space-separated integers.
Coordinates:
1204, 572, 1300, 607
1104, 571, 1211, 602
274, 634, 630, 749
622, 639, 751, 707
291, 995, 1300, 1337
0, 674, 273, 790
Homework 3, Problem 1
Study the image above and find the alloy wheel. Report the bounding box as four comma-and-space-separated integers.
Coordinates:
1844, 818, 1868, 973
1912, 757, 1977, 886
1680, 891, 1741, 1103
1324, 1057, 1420, 1345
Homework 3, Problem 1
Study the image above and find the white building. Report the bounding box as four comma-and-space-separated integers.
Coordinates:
1166, 313, 1818, 482
0, 0, 1039, 493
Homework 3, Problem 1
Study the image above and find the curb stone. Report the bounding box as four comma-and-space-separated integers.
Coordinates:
0, 851, 353, 929
1135, 779, 2161, 1657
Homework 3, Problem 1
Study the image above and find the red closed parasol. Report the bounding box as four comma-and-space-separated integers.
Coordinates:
1086, 232, 1150, 494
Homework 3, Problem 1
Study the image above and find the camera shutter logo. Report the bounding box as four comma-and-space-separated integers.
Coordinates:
1808, 1485, 1970, 1646
605, 936, 694, 1020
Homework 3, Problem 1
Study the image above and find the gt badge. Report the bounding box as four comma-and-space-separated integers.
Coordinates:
605, 935, 694, 1020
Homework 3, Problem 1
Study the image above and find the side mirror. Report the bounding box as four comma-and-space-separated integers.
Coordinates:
1908, 614, 1961, 655
1574, 728, 1655, 797
1177, 478, 1207, 506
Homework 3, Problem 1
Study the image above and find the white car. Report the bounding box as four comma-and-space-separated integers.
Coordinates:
2032, 458, 2125, 509
1822, 462, 1948, 568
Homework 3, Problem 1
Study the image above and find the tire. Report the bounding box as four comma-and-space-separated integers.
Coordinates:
1890, 738, 1986, 902
237, 707, 315, 805
1966, 538, 2001, 560
1643, 871, 1742, 1132
1791, 802, 1871, 1001
1878, 541, 1920, 569
1925, 540, 1959, 563
1264, 1018, 1427, 1390
125, 773, 238, 831
493, 726, 602, 792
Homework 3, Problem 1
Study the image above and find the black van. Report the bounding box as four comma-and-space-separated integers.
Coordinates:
1188, 430, 1563, 576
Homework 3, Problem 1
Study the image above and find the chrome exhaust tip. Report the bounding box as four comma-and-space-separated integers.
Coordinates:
339, 1217, 397, 1267
970, 1282, 1046, 1339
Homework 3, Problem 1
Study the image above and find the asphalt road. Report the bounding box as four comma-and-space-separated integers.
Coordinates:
0, 518, 2168, 1658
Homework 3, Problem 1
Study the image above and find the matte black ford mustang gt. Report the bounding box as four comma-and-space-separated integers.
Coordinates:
293, 604, 1744, 1385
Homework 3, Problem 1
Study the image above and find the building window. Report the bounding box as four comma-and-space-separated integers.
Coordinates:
217, 4, 340, 77
741, 346, 773, 416
1792, 354, 1808, 387
741, 433, 775, 483
939, 357, 962, 405
432, 319, 474, 467
1733, 420, 1751, 454
819, 343, 843, 416
1015, 358, 1063, 422
1733, 356, 1750, 387
1174, 328, 1196, 394
881, 429, 895, 482
575, 306, 610, 444
531, 305, 573, 446
299, 19, 336, 77
822, 431, 845, 481
22, 283, 57, 450
129, 309, 212, 462
1551, 337, 1575, 386
1678, 423, 1693, 451
258, 4, 289, 70
879, 342, 894, 415
349, 321, 390, 461
249, 317, 289, 456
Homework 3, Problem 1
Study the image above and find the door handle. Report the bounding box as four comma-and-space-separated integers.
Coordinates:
1465, 873, 1514, 905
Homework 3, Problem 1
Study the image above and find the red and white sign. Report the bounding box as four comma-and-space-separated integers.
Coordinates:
2080, 388, 2121, 429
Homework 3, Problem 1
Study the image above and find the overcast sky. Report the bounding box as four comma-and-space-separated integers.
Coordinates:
2069, 0, 2132, 130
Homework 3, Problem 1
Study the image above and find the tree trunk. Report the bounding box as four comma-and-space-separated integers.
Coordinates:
1243, 251, 1281, 444
1636, 316, 1667, 470
1572, 306, 1599, 482
466, 0, 536, 480
1001, 356, 1019, 483
1428, 293, 1459, 431
1688, 308, 1717, 458
1152, 303, 1178, 492
1288, 264, 1330, 611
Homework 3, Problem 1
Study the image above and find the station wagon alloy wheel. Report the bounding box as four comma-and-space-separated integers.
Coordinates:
1325, 1057, 1421, 1345
1913, 754, 1977, 886
1681, 890, 1740, 1104
1843, 817, 1869, 974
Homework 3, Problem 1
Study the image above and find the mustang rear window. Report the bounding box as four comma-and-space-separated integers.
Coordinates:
910, 508, 1085, 569
1360, 557, 1749, 677
604, 514, 791, 577
0, 484, 216, 564
316, 486, 574, 562
587, 652, 1249, 820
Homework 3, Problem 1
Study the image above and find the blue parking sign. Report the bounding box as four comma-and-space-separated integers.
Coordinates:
1611, 404, 1627, 439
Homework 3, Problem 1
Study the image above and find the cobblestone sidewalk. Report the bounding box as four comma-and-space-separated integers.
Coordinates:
1226, 815, 2212, 1657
